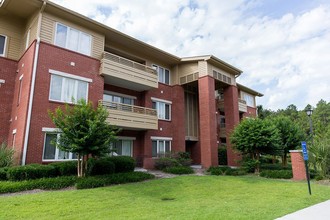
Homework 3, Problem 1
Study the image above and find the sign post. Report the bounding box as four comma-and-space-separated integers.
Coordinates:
301, 141, 311, 195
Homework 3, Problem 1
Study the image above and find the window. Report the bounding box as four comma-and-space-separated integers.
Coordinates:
55, 23, 92, 56
152, 139, 171, 157
49, 69, 91, 104
17, 75, 23, 105
0, 35, 6, 57
103, 93, 134, 105
152, 64, 170, 84
241, 92, 255, 107
43, 133, 77, 161
152, 99, 171, 120
110, 139, 133, 156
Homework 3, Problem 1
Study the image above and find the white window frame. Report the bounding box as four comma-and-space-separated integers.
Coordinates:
17, 74, 23, 105
54, 22, 92, 56
0, 34, 7, 57
42, 127, 76, 161
103, 91, 136, 105
241, 91, 255, 107
152, 64, 170, 85
151, 98, 172, 121
48, 69, 92, 104
151, 137, 172, 158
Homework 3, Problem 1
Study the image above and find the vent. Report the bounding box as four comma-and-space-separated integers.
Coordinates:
213, 69, 232, 85
180, 72, 198, 85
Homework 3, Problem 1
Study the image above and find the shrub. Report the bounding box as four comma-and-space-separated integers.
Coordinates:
260, 170, 293, 179
0, 176, 76, 194
241, 159, 260, 173
76, 172, 155, 189
0, 142, 14, 168
218, 147, 227, 165
0, 168, 8, 180
107, 156, 135, 173
208, 166, 247, 176
154, 158, 179, 170
163, 166, 194, 175
260, 163, 292, 171
6, 164, 57, 181
88, 158, 115, 176
51, 161, 77, 176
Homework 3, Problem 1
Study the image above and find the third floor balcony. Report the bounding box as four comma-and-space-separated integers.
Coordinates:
100, 52, 158, 91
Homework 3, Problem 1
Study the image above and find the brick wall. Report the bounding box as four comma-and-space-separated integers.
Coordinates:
198, 76, 218, 168
224, 85, 241, 166
7, 42, 37, 164
25, 42, 104, 164
0, 57, 17, 144
290, 150, 307, 180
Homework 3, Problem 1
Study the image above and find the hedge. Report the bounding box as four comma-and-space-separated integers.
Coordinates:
0, 176, 76, 194
260, 170, 293, 179
208, 166, 247, 176
6, 164, 57, 181
50, 161, 77, 176
154, 158, 179, 170
163, 166, 194, 175
106, 156, 135, 173
76, 172, 155, 189
88, 158, 115, 176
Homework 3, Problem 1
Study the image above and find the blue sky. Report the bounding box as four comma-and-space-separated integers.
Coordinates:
51, 0, 330, 111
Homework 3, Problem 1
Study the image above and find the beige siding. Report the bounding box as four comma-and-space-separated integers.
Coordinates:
209, 64, 236, 85
21, 12, 40, 55
40, 13, 105, 59
177, 62, 199, 85
198, 61, 208, 77
0, 15, 24, 60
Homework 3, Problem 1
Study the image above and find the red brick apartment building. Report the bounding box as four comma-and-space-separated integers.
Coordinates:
0, 0, 262, 168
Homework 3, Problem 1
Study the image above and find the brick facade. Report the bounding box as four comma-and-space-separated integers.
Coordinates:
290, 150, 307, 180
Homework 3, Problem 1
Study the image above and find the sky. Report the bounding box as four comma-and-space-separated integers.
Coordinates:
51, 0, 330, 111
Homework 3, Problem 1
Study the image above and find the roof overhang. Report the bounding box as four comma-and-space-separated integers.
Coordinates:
237, 83, 264, 97
181, 55, 242, 76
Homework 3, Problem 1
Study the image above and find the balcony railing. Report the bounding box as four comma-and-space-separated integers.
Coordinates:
100, 52, 158, 91
217, 98, 247, 113
99, 100, 158, 130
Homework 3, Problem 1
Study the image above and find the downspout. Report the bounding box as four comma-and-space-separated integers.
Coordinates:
21, 1, 47, 165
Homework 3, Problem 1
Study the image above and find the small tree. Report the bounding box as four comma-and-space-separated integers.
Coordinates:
49, 99, 118, 177
270, 116, 304, 166
231, 118, 281, 173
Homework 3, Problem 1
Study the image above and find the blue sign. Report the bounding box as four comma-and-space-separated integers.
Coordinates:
301, 141, 308, 161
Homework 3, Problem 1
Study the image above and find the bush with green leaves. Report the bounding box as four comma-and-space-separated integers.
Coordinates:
260, 163, 292, 171
154, 157, 180, 170
6, 164, 57, 181
0, 176, 77, 194
0, 168, 8, 180
76, 172, 155, 189
50, 161, 77, 176
218, 147, 227, 165
0, 142, 14, 168
106, 156, 135, 173
208, 166, 247, 176
260, 170, 293, 179
88, 158, 115, 176
163, 166, 194, 175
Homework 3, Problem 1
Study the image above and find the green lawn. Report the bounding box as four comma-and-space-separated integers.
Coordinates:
0, 175, 329, 220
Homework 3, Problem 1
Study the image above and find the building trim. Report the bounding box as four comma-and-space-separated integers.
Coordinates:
151, 97, 172, 104
150, 136, 173, 141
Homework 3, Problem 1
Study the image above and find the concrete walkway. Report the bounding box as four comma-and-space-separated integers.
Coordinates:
276, 200, 330, 220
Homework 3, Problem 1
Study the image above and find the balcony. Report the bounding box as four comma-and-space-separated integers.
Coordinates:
217, 98, 247, 113
100, 52, 158, 91
100, 100, 158, 130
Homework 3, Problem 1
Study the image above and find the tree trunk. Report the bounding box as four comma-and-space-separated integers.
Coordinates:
255, 150, 260, 174
77, 154, 81, 177
282, 153, 288, 167
272, 155, 276, 164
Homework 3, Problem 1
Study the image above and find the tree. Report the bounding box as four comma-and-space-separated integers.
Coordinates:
49, 99, 119, 177
231, 118, 281, 173
270, 116, 304, 166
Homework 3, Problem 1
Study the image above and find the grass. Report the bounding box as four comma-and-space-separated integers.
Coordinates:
0, 175, 329, 219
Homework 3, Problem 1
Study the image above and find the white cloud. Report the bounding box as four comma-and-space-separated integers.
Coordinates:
50, 0, 330, 110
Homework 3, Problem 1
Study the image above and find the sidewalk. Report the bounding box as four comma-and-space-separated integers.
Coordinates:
276, 200, 330, 220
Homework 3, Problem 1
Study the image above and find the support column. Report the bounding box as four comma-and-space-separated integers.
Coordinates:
198, 76, 218, 168
290, 150, 306, 180
224, 85, 240, 166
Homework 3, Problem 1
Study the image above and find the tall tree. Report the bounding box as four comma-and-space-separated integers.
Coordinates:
231, 118, 281, 173
270, 116, 304, 166
49, 99, 119, 177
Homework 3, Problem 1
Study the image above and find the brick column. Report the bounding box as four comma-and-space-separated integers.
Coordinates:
198, 76, 218, 168
290, 150, 306, 180
224, 85, 240, 166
